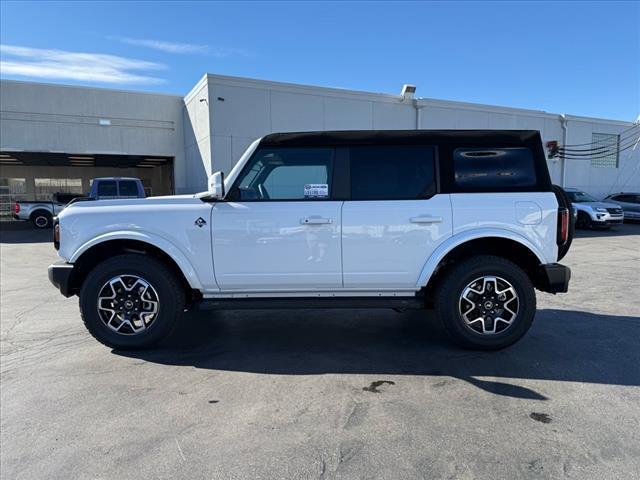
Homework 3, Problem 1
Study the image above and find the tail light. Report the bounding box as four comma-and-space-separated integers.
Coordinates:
557, 208, 569, 246
53, 219, 60, 250
14, 203, 20, 214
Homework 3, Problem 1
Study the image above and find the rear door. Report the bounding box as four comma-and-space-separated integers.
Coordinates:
341, 145, 452, 289
212, 147, 343, 291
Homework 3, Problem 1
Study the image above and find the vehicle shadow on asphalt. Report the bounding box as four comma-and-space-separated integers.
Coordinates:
0, 221, 51, 244
114, 308, 640, 401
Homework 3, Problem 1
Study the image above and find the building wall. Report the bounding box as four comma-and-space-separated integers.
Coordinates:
200, 74, 638, 197
0, 80, 188, 191
182, 76, 212, 193
2, 77, 638, 199
204, 74, 417, 178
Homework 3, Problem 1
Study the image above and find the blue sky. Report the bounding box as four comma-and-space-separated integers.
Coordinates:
1, 1, 638, 120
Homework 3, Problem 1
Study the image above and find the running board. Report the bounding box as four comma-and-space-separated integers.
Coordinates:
194, 296, 425, 311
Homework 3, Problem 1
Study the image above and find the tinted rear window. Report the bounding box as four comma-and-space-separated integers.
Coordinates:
454, 148, 536, 189
350, 146, 436, 200
119, 180, 138, 196
97, 181, 117, 197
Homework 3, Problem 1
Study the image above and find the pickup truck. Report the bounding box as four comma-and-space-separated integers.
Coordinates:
14, 177, 145, 228
14, 193, 83, 229
48, 130, 573, 351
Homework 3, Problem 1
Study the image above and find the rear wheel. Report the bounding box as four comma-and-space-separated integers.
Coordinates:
79, 254, 185, 349
31, 210, 52, 229
434, 255, 536, 350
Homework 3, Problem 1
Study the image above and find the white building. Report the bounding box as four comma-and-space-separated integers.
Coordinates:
1, 73, 638, 215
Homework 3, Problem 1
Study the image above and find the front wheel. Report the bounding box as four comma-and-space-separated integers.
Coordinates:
79, 254, 185, 349
576, 212, 592, 229
434, 255, 536, 350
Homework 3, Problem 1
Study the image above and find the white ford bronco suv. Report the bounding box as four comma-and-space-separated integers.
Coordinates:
48, 130, 573, 350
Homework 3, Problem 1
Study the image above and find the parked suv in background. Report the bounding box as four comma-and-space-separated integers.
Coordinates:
566, 188, 624, 229
48, 130, 572, 351
602, 193, 640, 221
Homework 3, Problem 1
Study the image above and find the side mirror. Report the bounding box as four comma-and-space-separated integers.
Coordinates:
208, 171, 225, 199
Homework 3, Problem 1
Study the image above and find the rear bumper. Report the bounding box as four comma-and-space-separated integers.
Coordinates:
538, 263, 571, 294
48, 262, 75, 297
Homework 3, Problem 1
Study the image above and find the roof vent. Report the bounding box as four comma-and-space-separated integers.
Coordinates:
400, 84, 416, 101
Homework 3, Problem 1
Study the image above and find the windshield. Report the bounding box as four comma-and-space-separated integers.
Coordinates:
567, 191, 596, 203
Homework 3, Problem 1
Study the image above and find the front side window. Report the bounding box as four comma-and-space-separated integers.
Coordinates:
453, 148, 536, 189
233, 148, 333, 201
349, 146, 436, 200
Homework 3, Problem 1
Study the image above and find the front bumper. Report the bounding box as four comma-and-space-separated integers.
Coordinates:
538, 263, 571, 294
48, 262, 76, 297
591, 212, 624, 225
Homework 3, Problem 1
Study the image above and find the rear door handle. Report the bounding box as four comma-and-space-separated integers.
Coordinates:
410, 216, 442, 224
301, 216, 333, 225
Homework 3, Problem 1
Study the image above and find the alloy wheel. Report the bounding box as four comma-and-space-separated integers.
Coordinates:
97, 275, 160, 335
458, 275, 519, 335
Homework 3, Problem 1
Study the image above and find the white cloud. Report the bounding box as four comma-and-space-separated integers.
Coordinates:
115, 36, 210, 54
0, 44, 165, 84
113, 36, 248, 57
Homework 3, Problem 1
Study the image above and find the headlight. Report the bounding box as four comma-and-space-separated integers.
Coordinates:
595, 208, 607, 212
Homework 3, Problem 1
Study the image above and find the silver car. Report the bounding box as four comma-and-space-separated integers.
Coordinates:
602, 193, 640, 222
565, 188, 624, 229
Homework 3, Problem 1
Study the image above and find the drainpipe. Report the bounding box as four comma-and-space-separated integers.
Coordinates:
414, 99, 424, 130
560, 114, 568, 187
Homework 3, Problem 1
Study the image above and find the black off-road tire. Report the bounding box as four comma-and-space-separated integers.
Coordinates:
31, 210, 52, 229
576, 211, 592, 230
434, 255, 537, 350
552, 185, 575, 260
79, 254, 185, 349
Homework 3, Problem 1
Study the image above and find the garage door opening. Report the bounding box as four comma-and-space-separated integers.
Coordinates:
0, 152, 174, 217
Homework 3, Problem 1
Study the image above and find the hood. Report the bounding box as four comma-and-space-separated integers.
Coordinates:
573, 201, 620, 209
65, 194, 202, 210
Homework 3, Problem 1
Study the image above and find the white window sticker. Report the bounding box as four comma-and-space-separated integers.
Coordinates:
304, 183, 329, 198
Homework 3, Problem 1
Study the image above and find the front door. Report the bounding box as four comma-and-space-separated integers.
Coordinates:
341, 145, 452, 289
212, 146, 342, 291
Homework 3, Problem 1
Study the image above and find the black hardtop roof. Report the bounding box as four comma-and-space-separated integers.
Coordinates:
260, 129, 543, 147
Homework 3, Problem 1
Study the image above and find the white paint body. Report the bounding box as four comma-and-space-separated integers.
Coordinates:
57, 169, 559, 298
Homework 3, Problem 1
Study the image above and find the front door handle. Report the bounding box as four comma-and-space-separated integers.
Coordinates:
301, 216, 333, 225
410, 215, 442, 224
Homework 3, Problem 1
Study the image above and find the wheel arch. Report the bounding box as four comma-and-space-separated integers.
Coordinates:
69, 234, 203, 297
418, 231, 547, 298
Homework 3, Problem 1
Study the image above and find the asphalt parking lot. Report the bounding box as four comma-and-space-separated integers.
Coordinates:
1, 221, 639, 479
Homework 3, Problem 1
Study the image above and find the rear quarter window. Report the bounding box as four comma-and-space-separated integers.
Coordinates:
453, 147, 536, 190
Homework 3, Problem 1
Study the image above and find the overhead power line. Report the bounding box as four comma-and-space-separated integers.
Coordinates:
558, 139, 639, 160
556, 134, 640, 157
560, 122, 639, 148
558, 127, 640, 153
